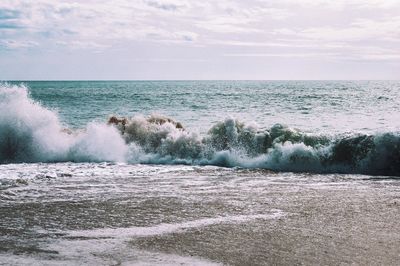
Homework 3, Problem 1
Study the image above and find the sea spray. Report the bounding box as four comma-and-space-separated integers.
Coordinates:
0, 84, 71, 162
112, 114, 400, 176
67, 123, 128, 162
0, 84, 127, 163
1, 83, 400, 176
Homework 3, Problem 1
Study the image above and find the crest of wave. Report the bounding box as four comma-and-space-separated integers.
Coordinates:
2, 83, 400, 176
0, 83, 127, 163
120, 114, 203, 164
117, 114, 329, 172
118, 114, 400, 175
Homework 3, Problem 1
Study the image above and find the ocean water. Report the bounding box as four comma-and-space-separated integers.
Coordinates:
1, 81, 400, 265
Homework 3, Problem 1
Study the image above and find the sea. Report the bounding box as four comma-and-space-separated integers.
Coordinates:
1, 81, 400, 265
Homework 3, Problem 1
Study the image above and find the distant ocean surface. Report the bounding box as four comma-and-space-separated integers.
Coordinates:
11, 80, 400, 133
1, 80, 400, 265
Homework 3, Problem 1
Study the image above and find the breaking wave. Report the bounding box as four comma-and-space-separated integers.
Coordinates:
1, 84, 400, 176
0, 84, 127, 163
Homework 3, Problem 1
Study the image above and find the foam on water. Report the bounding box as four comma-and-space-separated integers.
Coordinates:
68, 211, 285, 238
1, 83, 400, 176
0, 240, 222, 266
0, 84, 127, 163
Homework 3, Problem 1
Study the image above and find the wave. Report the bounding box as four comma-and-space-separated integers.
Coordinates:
0, 84, 127, 163
1, 83, 400, 176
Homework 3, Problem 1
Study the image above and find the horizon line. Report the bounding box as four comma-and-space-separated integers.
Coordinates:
2, 79, 399, 82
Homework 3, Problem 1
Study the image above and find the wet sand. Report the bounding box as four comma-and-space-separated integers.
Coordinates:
132, 178, 400, 265
1, 165, 399, 265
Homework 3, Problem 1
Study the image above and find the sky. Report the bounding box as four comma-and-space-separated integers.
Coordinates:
0, 0, 399, 80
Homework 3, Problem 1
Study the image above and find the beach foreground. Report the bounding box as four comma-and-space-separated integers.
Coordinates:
1, 163, 399, 265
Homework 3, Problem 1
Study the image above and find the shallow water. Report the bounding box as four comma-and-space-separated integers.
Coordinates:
1, 81, 400, 265
1, 163, 399, 265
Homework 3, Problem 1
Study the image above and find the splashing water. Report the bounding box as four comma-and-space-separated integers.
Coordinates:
1, 83, 400, 176
0, 84, 127, 163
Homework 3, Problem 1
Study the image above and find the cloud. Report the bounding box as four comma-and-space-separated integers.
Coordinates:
0, 8, 22, 30
223, 52, 338, 58
144, 0, 183, 11
0, 8, 20, 20
0, 23, 21, 29
0, 39, 38, 49
145, 30, 198, 43
56, 40, 109, 50
295, 17, 400, 42
0, 0, 399, 65
276, 0, 400, 10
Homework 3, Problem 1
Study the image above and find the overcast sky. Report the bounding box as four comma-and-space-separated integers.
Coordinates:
0, 0, 399, 80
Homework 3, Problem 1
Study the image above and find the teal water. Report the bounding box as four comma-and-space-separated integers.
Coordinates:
1, 80, 400, 174
14, 80, 400, 133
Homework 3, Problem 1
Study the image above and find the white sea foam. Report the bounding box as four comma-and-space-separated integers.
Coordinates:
68, 211, 285, 239
0, 84, 127, 163
1, 83, 400, 176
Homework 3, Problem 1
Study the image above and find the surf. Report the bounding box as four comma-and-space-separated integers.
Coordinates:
1, 83, 400, 176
